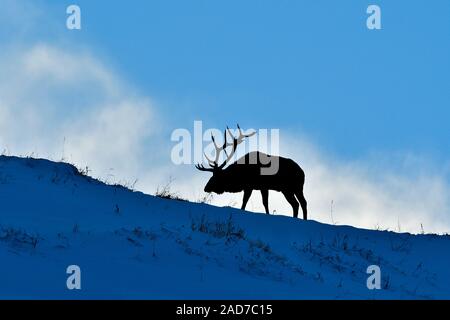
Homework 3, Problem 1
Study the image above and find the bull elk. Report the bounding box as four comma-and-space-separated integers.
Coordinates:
196, 125, 307, 219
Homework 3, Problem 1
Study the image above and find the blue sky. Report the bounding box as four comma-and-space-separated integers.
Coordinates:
1, 0, 449, 232
3, 0, 449, 159
53, 0, 450, 159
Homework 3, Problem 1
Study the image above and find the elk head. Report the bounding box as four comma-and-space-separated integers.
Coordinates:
195, 125, 255, 194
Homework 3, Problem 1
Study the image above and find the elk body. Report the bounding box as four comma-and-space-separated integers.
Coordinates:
196, 126, 308, 220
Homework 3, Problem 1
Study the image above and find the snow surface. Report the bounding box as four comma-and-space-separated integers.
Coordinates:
0, 155, 449, 299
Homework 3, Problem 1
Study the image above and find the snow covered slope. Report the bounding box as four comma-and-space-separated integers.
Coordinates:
0, 155, 449, 299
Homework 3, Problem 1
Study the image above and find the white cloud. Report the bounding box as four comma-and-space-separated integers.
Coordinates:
281, 136, 450, 234
0, 0, 45, 39
141, 132, 450, 234
0, 44, 156, 181
1, 43, 448, 234
1, 1, 448, 234
215, 137, 450, 234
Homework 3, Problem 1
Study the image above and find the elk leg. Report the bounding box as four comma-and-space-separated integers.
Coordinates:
261, 189, 270, 214
283, 191, 299, 218
295, 189, 308, 220
241, 189, 252, 210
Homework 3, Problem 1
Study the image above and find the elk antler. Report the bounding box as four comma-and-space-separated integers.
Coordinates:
203, 129, 230, 168
195, 163, 215, 172
218, 124, 256, 169
196, 124, 255, 172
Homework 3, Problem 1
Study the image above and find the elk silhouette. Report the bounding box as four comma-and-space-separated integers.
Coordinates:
196, 125, 307, 219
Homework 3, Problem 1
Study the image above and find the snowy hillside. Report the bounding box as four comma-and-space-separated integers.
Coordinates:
0, 155, 449, 299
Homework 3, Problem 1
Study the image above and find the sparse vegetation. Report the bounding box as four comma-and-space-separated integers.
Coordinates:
0, 226, 42, 249
155, 177, 187, 202
389, 235, 411, 253
191, 214, 245, 241
72, 223, 80, 234
249, 239, 272, 254
0, 172, 12, 184
74, 165, 90, 177
197, 192, 213, 204
112, 179, 139, 192
331, 233, 349, 251
1, 154, 449, 299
